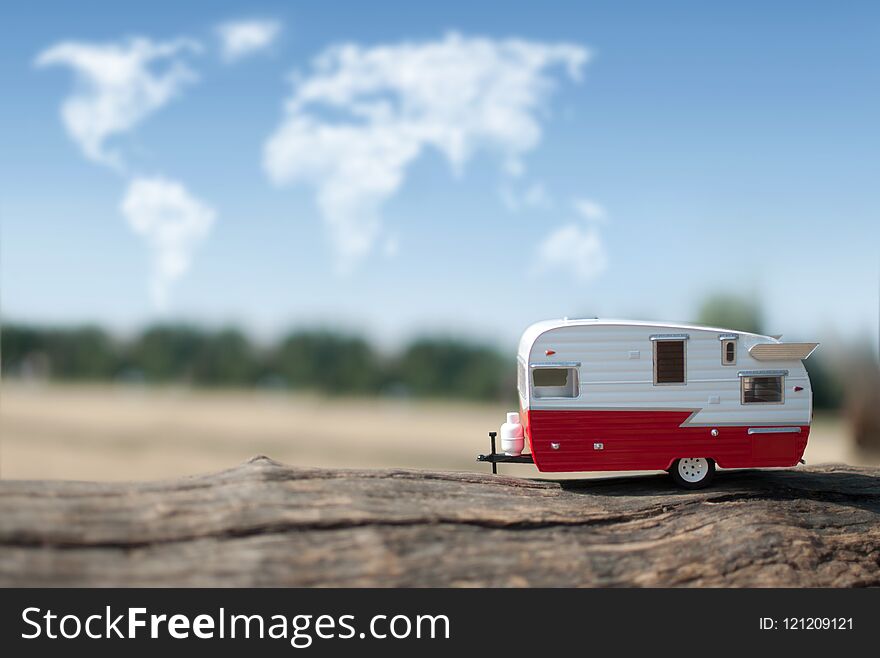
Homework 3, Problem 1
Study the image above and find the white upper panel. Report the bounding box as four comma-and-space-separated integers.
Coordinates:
517, 319, 814, 425
517, 318, 778, 361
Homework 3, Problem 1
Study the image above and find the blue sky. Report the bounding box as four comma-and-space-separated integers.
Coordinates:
1, 0, 877, 350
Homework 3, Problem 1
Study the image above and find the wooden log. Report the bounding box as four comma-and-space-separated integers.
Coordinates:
1, 456, 878, 587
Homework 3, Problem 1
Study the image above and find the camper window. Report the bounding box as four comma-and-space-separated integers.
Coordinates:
653, 340, 686, 385
722, 340, 737, 365
741, 376, 784, 404
532, 367, 578, 398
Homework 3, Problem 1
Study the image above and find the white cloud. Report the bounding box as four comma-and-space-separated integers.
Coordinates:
534, 199, 609, 282
534, 224, 607, 282
264, 32, 589, 270
573, 197, 607, 222
216, 19, 281, 61
501, 181, 552, 212
36, 37, 201, 169
121, 176, 216, 308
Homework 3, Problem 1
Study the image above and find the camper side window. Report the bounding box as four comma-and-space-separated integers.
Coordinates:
532, 367, 578, 398
722, 340, 736, 365
653, 340, 686, 385
741, 376, 784, 404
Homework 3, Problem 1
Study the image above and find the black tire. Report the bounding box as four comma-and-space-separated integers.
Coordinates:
669, 458, 716, 489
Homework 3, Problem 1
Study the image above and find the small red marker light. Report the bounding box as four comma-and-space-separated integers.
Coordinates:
545, 349, 556, 356
793, 386, 804, 392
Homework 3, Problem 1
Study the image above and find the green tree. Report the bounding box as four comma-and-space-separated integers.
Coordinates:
1, 324, 118, 380
271, 330, 381, 394
46, 326, 118, 379
393, 338, 510, 401
125, 325, 206, 382
804, 355, 844, 410
192, 329, 255, 386
1, 324, 45, 374
696, 294, 764, 334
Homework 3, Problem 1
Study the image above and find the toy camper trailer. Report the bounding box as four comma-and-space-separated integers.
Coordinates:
478, 319, 819, 488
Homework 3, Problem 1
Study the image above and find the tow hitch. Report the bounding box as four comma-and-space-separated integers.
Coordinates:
477, 431, 534, 474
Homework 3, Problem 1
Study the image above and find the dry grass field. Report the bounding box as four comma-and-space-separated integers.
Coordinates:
0, 382, 874, 481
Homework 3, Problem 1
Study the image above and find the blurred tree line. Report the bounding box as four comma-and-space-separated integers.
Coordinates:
0, 293, 863, 410
0, 324, 514, 401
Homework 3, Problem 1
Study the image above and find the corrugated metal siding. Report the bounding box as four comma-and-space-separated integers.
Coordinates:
526, 409, 809, 472
526, 324, 812, 426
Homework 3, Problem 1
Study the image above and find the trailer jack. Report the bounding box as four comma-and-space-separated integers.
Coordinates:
477, 431, 534, 474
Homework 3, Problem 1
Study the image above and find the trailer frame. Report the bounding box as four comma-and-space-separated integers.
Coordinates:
477, 431, 534, 474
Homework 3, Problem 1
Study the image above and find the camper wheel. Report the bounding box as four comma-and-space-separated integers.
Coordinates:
670, 458, 715, 489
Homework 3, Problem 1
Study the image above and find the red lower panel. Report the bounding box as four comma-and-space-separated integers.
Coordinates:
523, 409, 809, 472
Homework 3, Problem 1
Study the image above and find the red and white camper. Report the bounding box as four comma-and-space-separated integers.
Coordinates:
479, 319, 819, 488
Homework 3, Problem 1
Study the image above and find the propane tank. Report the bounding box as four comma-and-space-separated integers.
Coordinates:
500, 412, 524, 456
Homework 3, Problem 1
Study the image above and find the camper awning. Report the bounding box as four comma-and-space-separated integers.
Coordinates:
748, 342, 819, 361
